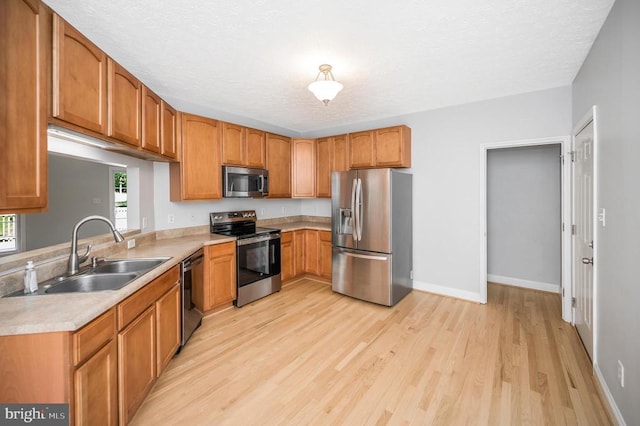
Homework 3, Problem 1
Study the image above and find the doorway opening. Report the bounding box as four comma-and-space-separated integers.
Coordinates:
480, 136, 572, 322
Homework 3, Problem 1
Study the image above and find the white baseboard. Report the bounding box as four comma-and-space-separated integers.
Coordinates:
594, 363, 626, 426
413, 280, 483, 303
487, 274, 560, 293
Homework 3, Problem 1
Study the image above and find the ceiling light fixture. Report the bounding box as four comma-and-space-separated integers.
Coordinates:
308, 64, 343, 106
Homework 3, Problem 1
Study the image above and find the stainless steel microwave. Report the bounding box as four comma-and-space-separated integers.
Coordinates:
222, 166, 269, 198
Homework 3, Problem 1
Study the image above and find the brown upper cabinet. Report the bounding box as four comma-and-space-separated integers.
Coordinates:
266, 133, 292, 198
107, 59, 141, 147
292, 139, 316, 198
161, 101, 178, 160
0, 0, 50, 213
141, 85, 162, 154
169, 113, 222, 201
52, 14, 107, 135
315, 134, 348, 199
221, 123, 266, 168
349, 125, 411, 169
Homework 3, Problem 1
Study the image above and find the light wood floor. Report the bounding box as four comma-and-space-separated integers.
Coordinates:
131, 280, 611, 425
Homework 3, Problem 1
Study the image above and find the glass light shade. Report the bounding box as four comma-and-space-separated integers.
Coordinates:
308, 80, 344, 105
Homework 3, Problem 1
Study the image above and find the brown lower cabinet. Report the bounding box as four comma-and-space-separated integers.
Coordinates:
281, 229, 332, 283
0, 265, 181, 426
193, 241, 237, 313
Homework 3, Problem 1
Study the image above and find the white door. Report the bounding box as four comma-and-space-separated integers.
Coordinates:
573, 120, 595, 359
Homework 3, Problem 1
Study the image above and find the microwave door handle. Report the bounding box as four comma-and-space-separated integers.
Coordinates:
259, 175, 264, 193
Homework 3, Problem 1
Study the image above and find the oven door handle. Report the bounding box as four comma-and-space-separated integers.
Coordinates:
236, 233, 281, 246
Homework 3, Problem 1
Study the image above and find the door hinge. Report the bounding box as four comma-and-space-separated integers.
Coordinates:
572, 297, 576, 308
571, 224, 577, 235
569, 150, 576, 162
560, 155, 564, 165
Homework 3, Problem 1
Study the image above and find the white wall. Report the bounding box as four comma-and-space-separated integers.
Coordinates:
151, 163, 331, 230
487, 145, 561, 291
572, 0, 639, 423
302, 86, 571, 301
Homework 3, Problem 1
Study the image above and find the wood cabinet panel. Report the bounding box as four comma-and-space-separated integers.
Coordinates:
349, 131, 375, 169
292, 138, 316, 198
52, 13, 107, 135
319, 231, 332, 280
170, 113, 222, 200
74, 339, 118, 426
118, 306, 156, 426
266, 133, 291, 198
155, 284, 180, 376
205, 242, 237, 309
73, 308, 116, 366
332, 134, 349, 172
107, 59, 141, 146
246, 128, 266, 168
316, 137, 332, 198
222, 122, 245, 166
293, 230, 305, 277
160, 101, 178, 160
374, 125, 411, 167
280, 231, 294, 282
1, 0, 49, 213
141, 85, 162, 154
304, 230, 319, 275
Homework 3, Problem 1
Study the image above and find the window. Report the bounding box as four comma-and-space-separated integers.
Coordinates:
0, 214, 18, 254
112, 168, 127, 232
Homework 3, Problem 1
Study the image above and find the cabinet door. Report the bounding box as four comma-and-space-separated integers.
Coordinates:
107, 59, 141, 147
52, 14, 107, 135
319, 231, 332, 280
292, 139, 316, 198
160, 101, 178, 160
349, 131, 375, 169
246, 128, 266, 168
170, 113, 221, 200
266, 133, 291, 198
304, 230, 319, 275
155, 284, 180, 375
0, 0, 48, 212
332, 134, 349, 172
280, 232, 294, 282
118, 306, 156, 426
206, 242, 237, 309
293, 230, 305, 277
141, 85, 162, 154
375, 125, 411, 167
221, 122, 245, 166
316, 137, 332, 198
74, 340, 118, 426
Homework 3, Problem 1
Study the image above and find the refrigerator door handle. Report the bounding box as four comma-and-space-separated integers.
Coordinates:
357, 178, 364, 241
351, 178, 358, 240
344, 252, 388, 261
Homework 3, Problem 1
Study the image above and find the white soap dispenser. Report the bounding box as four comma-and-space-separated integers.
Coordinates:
23, 261, 38, 294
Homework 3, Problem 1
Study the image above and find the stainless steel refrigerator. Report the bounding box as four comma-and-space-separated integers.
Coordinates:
331, 168, 413, 306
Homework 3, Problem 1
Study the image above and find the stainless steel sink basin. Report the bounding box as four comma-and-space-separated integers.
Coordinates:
45, 273, 138, 294
92, 257, 170, 274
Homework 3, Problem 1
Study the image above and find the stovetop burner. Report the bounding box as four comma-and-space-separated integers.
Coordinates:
210, 210, 280, 239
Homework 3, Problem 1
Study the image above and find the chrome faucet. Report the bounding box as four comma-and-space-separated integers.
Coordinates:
68, 215, 125, 275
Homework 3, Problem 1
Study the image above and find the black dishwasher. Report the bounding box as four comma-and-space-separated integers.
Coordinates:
180, 249, 204, 349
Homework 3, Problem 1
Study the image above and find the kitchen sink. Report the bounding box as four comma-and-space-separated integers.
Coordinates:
45, 273, 138, 294
92, 257, 170, 274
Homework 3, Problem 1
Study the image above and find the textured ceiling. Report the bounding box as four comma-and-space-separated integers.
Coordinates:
42, 0, 614, 135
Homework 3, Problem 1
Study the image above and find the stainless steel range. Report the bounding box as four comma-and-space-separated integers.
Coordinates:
210, 210, 281, 307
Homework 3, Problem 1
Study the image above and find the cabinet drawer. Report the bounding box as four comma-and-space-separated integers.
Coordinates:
281, 231, 293, 244
73, 308, 116, 366
117, 265, 179, 330
319, 230, 331, 242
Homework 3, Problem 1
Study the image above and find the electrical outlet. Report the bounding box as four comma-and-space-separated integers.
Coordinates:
260, 208, 265, 216
92, 197, 101, 204
618, 360, 624, 387
281, 207, 286, 214
599, 208, 606, 227
142, 217, 147, 229
190, 213, 196, 222
127, 239, 136, 249
168, 214, 175, 224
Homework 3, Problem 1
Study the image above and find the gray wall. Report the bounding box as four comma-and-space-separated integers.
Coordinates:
24, 155, 112, 250
487, 145, 561, 288
572, 0, 639, 423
